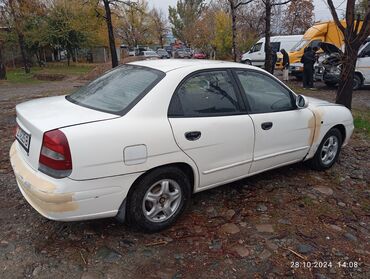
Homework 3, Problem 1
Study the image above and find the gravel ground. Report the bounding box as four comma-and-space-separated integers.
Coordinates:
0, 72, 369, 279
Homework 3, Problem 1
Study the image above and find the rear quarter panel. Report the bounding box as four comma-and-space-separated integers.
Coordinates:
62, 69, 201, 186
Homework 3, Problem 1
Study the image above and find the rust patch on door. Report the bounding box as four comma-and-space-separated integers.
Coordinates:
308, 108, 324, 145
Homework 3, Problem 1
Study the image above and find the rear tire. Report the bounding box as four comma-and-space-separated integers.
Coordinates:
307, 128, 342, 171
353, 74, 362, 90
127, 167, 191, 232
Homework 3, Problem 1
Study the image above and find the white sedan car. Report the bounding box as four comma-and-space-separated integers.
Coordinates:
10, 60, 354, 232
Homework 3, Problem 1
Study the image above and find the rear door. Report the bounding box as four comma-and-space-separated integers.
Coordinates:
168, 70, 254, 189
233, 69, 313, 174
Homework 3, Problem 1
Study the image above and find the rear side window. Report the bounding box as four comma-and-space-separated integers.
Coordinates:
168, 71, 241, 117
67, 65, 164, 114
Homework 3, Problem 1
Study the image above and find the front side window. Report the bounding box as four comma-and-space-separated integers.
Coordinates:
291, 39, 309, 52
309, 39, 322, 49
168, 71, 241, 117
360, 43, 370, 57
67, 65, 164, 114
236, 70, 295, 113
250, 43, 263, 53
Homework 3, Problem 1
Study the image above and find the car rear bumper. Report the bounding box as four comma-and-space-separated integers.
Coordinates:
10, 142, 141, 221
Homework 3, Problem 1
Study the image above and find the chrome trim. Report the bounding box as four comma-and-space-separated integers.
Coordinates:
254, 146, 309, 162
203, 159, 253, 175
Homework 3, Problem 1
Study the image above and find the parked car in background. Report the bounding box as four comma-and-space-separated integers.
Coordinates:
140, 51, 160, 59
288, 20, 362, 79
157, 49, 170, 59
128, 48, 136, 56
193, 51, 207, 59
165, 46, 173, 57
10, 60, 353, 232
174, 49, 192, 59
315, 40, 370, 90
241, 35, 303, 67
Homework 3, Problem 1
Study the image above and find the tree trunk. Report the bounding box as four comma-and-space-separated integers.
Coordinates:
18, 33, 30, 73
9, 0, 30, 74
336, 40, 360, 109
0, 46, 6, 80
231, 3, 237, 62
264, 0, 272, 72
103, 0, 118, 68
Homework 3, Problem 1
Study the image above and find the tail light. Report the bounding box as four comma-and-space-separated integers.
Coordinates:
38, 129, 72, 178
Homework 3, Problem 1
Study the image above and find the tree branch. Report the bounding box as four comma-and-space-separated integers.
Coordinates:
272, 0, 291, 6
327, 0, 346, 34
235, 0, 255, 9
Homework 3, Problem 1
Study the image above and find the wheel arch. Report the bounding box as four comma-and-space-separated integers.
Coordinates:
355, 71, 364, 82
127, 162, 196, 198
116, 162, 197, 223
332, 124, 346, 145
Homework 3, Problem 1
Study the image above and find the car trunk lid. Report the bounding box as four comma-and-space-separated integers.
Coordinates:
15, 95, 118, 172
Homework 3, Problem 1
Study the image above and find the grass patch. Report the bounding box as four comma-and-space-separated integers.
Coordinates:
353, 110, 370, 138
5, 63, 94, 84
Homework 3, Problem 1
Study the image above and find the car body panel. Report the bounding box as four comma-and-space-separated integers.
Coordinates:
10, 60, 354, 222
248, 109, 313, 174
169, 115, 254, 188
15, 96, 118, 172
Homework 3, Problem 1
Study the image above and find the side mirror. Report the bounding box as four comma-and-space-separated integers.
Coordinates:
296, 95, 309, 109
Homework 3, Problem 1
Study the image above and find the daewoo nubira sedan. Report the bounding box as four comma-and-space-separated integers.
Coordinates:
10, 60, 354, 232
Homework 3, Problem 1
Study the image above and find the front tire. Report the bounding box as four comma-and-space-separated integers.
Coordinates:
308, 128, 342, 171
127, 167, 191, 232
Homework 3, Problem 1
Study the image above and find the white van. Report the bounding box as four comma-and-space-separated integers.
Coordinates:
241, 35, 303, 67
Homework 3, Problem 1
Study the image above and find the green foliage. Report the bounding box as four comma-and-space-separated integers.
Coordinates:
168, 0, 205, 44
213, 11, 232, 59
353, 109, 370, 138
5, 64, 93, 84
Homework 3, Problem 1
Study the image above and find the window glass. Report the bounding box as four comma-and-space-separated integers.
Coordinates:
169, 71, 241, 117
360, 43, 370, 57
271, 42, 281, 52
309, 39, 322, 48
67, 65, 163, 114
236, 71, 294, 113
250, 43, 262, 53
291, 39, 308, 51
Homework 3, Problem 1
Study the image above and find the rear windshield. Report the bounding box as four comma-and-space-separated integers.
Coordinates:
67, 65, 164, 114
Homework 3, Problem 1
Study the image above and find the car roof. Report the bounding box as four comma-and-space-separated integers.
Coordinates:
129, 59, 258, 73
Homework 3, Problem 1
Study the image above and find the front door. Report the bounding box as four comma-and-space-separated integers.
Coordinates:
168, 70, 255, 189
357, 42, 370, 84
234, 69, 313, 174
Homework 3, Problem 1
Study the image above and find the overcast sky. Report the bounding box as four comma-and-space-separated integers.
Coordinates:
147, 0, 347, 21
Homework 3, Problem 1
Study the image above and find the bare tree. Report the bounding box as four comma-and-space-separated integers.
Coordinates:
327, 0, 370, 109
94, 0, 138, 68
227, 0, 254, 62
282, 0, 314, 35
262, 0, 291, 73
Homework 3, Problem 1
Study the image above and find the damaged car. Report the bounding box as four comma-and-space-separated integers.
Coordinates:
316, 40, 370, 90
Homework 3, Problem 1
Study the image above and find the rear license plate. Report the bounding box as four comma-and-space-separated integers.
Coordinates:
16, 126, 31, 153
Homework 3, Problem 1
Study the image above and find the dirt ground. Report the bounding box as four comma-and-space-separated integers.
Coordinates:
0, 70, 369, 279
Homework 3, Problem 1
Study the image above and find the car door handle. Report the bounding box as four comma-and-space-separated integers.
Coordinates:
261, 122, 273, 130
185, 131, 201, 141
